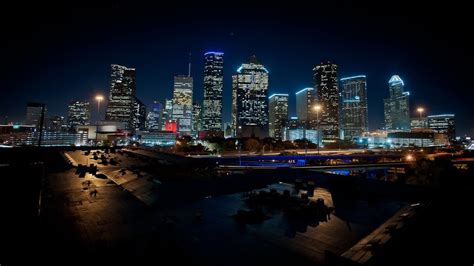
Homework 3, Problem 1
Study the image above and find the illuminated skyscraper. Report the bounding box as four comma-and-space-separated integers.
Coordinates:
172, 75, 193, 135
146, 101, 163, 131
105, 64, 136, 129
133, 97, 147, 131
383, 75, 410, 131
202, 52, 224, 131
232, 55, 269, 138
340, 75, 368, 140
295, 87, 316, 124
428, 114, 456, 140
313, 61, 340, 140
192, 102, 202, 137
269, 94, 289, 140
67, 100, 90, 130
161, 99, 173, 130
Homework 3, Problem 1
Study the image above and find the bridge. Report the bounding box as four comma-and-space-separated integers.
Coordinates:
217, 161, 409, 171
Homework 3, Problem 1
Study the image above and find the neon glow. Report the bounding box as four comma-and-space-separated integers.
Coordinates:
340, 75, 366, 81
204, 51, 224, 56
427, 114, 455, 118
269, 93, 289, 99
388, 75, 404, 86
295, 87, 313, 95
236, 66, 243, 73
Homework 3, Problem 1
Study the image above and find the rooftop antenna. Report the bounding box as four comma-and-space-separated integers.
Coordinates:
188, 52, 192, 77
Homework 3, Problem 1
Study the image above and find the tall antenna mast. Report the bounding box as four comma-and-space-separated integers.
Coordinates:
188, 52, 192, 77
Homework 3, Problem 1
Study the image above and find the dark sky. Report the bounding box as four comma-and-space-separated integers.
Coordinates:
2, 1, 473, 135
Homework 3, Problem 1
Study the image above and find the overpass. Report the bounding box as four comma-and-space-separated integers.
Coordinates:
217, 161, 409, 171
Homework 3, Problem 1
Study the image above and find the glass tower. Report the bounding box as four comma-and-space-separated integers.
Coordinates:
202, 52, 224, 131
341, 75, 368, 140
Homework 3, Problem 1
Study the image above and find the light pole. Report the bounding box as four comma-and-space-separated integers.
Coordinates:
313, 104, 322, 155
95, 95, 104, 144
417, 107, 424, 149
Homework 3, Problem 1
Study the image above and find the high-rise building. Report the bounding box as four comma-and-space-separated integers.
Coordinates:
313, 61, 340, 140
340, 75, 368, 140
192, 102, 202, 137
202, 52, 224, 131
105, 64, 136, 130
269, 94, 289, 140
162, 99, 173, 130
295, 88, 316, 124
428, 114, 456, 140
384, 75, 410, 131
146, 101, 163, 131
232, 56, 269, 138
47, 115, 67, 132
172, 76, 193, 135
26, 102, 47, 127
133, 97, 147, 131
67, 100, 90, 130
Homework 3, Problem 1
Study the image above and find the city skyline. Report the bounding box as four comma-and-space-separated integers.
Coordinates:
1, 2, 473, 135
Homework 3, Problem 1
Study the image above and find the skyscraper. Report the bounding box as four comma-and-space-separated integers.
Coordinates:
202, 52, 224, 132
384, 75, 410, 131
162, 99, 173, 130
26, 102, 47, 128
340, 75, 368, 140
269, 94, 289, 140
67, 100, 90, 130
313, 61, 340, 140
105, 64, 136, 129
146, 101, 163, 131
295, 87, 316, 124
172, 75, 193, 135
132, 97, 147, 131
428, 114, 456, 140
232, 55, 269, 138
192, 102, 202, 137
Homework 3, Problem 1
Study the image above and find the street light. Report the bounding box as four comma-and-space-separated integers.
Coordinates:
417, 107, 425, 149
313, 104, 322, 155
95, 95, 104, 145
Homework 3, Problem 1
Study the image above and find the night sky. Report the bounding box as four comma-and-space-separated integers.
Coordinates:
2, 1, 473, 135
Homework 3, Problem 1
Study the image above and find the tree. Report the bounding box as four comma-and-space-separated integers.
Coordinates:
244, 138, 260, 151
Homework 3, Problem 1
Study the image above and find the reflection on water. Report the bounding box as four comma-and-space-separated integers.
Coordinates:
153, 182, 403, 265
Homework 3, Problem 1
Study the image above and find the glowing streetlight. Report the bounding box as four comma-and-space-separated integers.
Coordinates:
313, 104, 322, 155
95, 95, 104, 120
417, 107, 424, 119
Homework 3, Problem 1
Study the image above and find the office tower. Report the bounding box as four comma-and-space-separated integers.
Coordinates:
428, 114, 456, 140
192, 102, 202, 137
231, 55, 269, 138
105, 64, 136, 129
162, 99, 173, 130
172, 75, 193, 135
340, 75, 368, 140
146, 101, 163, 131
132, 97, 147, 131
313, 61, 340, 140
383, 75, 410, 131
47, 115, 67, 132
67, 100, 90, 129
26, 102, 47, 127
269, 94, 289, 140
202, 52, 224, 131
295, 87, 316, 123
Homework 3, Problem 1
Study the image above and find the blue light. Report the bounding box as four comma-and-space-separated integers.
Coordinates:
340, 75, 366, 81
236, 66, 243, 73
388, 75, 405, 86
12, 125, 20, 129
427, 114, 455, 118
269, 93, 289, 99
403, 91, 410, 96
359, 139, 363, 143
262, 67, 269, 73
354, 96, 360, 100
295, 87, 313, 95
291, 117, 298, 120
204, 51, 224, 56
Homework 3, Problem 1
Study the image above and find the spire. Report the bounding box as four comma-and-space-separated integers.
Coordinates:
188, 52, 192, 77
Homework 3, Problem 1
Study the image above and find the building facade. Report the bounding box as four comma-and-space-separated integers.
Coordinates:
340, 75, 368, 140
428, 114, 456, 140
269, 94, 289, 140
162, 99, 173, 130
232, 56, 269, 138
172, 76, 193, 135
313, 62, 340, 140
192, 102, 202, 137
67, 100, 90, 130
132, 97, 147, 131
295, 88, 316, 124
146, 101, 163, 131
202, 52, 224, 131
384, 75, 410, 131
26, 102, 46, 128
105, 64, 136, 129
